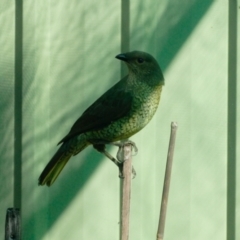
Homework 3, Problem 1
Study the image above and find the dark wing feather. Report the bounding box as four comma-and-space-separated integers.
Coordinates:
58, 76, 133, 144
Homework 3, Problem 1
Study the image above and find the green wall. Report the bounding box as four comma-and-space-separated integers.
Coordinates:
0, 0, 239, 239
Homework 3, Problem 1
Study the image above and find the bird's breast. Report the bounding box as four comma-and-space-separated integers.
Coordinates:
84, 84, 163, 143
130, 84, 162, 130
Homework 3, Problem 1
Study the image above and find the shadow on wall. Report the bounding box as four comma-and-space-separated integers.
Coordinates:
131, 0, 213, 71
19, 0, 213, 239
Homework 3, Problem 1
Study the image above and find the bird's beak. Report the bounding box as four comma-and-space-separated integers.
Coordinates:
115, 53, 128, 62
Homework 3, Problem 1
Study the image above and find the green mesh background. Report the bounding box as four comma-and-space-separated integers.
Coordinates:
0, 0, 239, 239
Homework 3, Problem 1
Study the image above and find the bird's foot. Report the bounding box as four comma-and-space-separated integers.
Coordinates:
114, 140, 137, 179
111, 140, 138, 156
93, 141, 137, 179
118, 162, 136, 179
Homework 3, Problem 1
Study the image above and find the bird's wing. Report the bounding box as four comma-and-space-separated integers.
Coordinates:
58, 76, 133, 144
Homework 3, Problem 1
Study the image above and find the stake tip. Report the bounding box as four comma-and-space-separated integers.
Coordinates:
171, 122, 178, 128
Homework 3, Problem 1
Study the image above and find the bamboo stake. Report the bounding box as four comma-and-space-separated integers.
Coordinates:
119, 143, 133, 240
157, 122, 178, 240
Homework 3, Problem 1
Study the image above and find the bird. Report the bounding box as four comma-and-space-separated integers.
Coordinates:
38, 50, 165, 186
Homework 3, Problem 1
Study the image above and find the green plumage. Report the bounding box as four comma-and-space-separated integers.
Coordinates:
39, 51, 164, 186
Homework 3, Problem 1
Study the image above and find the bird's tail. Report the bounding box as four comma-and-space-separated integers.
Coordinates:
38, 139, 88, 186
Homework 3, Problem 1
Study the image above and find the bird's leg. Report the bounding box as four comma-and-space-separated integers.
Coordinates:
93, 144, 123, 172
93, 141, 137, 178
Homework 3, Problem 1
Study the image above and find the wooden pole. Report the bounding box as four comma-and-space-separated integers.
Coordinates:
157, 122, 178, 240
120, 143, 133, 240
5, 208, 21, 240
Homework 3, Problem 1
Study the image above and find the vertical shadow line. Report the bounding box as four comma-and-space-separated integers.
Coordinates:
121, 0, 130, 77
14, 0, 23, 208
227, 0, 237, 239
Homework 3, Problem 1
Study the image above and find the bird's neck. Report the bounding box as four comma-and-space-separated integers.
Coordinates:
127, 71, 164, 88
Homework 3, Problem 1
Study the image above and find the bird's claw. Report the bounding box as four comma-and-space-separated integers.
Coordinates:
95, 140, 138, 179
118, 163, 136, 179
115, 140, 137, 179
112, 140, 138, 156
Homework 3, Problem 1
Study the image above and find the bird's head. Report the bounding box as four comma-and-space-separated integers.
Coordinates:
116, 51, 164, 85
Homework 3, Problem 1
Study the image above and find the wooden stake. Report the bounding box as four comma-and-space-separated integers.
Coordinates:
5, 208, 21, 240
157, 122, 178, 240
119, 143, 133, 240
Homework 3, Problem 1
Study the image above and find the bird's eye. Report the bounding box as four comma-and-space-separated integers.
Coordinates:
137, 58, 144, 64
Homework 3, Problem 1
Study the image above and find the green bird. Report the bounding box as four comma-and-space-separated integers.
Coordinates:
38, 51, 164, 186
